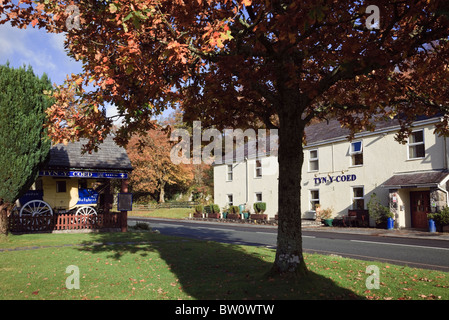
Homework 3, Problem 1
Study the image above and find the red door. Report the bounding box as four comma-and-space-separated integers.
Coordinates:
410, 191, 430, 229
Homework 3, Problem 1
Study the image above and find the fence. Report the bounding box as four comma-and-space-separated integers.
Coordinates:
9, 212, 125, 233
132, 201, 198, 211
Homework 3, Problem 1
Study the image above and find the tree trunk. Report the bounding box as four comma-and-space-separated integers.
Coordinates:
0, 203, 11, 235
159, 181, 166, 203
269, 102, 308, 278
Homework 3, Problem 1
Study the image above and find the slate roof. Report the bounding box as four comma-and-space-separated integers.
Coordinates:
44, 136, 133, 172
381, 170, 449, 188
304, 114, 440, 145
213, 113, 442, 165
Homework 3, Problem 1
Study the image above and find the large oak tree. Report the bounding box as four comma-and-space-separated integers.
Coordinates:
2, 0, 449, 276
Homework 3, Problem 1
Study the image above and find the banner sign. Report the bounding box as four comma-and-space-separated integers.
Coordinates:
77, 188, 99, 205
39, 170, 128, 179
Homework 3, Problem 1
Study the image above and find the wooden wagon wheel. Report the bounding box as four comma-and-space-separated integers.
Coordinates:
19, 200, 53, 231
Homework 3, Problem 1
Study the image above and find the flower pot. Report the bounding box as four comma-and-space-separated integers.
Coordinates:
324, 218, 333, 227
387, 217, 394, 230
251, 214, 268, 221
428, 219, 436, 233
227, 213, 240, 220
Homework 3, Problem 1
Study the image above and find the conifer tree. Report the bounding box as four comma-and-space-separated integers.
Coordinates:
0, 63, 53, 234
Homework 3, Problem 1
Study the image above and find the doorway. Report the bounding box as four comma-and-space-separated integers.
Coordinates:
410, 191, 430, 229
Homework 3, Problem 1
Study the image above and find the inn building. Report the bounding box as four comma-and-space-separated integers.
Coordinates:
213, 115, 449, 229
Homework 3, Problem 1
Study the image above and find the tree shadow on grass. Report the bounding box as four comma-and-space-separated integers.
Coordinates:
77, 231, 364, 300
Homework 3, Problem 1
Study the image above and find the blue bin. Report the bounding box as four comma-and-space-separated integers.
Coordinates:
387, 217, 394, 230
429, 219, 436, 233
239, 204, 245, 214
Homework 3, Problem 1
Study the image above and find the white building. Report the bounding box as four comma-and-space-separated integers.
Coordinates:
213, 115, 449, 229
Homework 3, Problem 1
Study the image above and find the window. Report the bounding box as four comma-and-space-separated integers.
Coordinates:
227, 164, 233, 181
56, 181, 67, 193
255, 160, 262, 178
310, 190, 320, 211
408, 130, 425, 159
227, 194, 233, 206
309, 149, 319, 171
352, 187, 364, 210
350, 141, 363, 166
255, 192, 262, 202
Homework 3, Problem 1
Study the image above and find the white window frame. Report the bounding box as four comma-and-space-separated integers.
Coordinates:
227, 194, 233, 206
351, 186, 365, 210
255, 192, 263, 203
349, 140, 363, 166
407, 129, 425, 160
226, 164, 233, 181
255, 159, 262, 178
309, 149, 319, 172
310, 189, 320, 211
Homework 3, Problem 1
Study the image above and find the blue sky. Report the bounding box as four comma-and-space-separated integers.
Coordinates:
0, 22, 122, 119
0, 23, 177, 123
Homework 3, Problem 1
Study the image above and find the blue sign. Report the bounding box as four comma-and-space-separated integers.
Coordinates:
314, 174, 357, 185
39, 170, 128, 179
77, 188, 99, 205
19, 190, 44, 205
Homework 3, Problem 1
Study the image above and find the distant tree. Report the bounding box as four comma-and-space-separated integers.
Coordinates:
127, 125, 194, 203
0, 63, 53, 235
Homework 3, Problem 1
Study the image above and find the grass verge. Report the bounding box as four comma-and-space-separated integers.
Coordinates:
0, 231, 448, 300
130, 208, 192, 219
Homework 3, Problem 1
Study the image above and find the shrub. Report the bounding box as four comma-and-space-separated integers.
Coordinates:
210, 204, 220, 214
194, 204, 203, 214
367, 193, 393, 225
429, 207, 449, 226
321, 207, 334, 219
253, 202, 266, 213
229, 205, 240, 214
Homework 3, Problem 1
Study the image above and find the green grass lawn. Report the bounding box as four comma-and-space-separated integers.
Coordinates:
0, 231, 448, 300
130, 207, 192, 219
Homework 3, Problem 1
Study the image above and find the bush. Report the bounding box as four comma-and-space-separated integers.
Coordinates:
194, 204, 204, 214
367, 193, 393, 225
229, 205, 240, 214
204, 203, 220, 213
428, 207, 449, 226
253, 202, 266, 213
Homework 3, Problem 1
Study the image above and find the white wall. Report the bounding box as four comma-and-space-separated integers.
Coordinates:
214, 120, 447, 224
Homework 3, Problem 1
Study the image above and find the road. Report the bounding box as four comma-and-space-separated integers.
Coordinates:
129, 217, 449, 271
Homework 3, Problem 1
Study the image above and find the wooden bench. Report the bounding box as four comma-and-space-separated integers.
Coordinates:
343, 210, 369, 227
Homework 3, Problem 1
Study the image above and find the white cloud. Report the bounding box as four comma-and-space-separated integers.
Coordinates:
0, 23, 82, 85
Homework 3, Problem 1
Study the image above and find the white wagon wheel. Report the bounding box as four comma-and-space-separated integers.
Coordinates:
75, 206, 97, 224
76, 206, 97, 216
19, 200, 53, 231
20, 200, 53, 217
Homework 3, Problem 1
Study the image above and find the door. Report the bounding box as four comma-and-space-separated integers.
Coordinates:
410, 191, 430, 229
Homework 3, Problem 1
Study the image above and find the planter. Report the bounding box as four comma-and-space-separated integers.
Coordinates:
207, 213, 220, 219
251, 214, 268, 221
193, 213, 203, 218
227, 213, 240, 220
387, 217, 394, 230
323, 218, 333, 227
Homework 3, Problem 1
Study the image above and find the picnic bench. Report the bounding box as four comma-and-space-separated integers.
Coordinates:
342, 209, 369, 227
